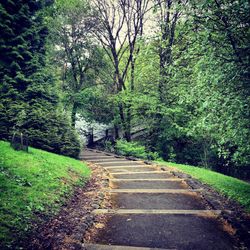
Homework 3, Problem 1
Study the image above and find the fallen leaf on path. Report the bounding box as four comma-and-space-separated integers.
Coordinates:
94, 223, 105, 229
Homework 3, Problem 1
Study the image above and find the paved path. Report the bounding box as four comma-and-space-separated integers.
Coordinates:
81, 149, 236, 250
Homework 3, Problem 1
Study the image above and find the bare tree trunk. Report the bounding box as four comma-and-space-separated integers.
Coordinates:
71, 102, 78, 127
114, 125, 119, 140
125, 56, 136, 142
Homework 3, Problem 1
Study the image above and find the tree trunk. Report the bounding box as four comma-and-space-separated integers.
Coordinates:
125, 57, 135, 142
114, 125, 119, 140
118, 103, 131, 141
71, 102, 78, 127
125, 115, 131, 142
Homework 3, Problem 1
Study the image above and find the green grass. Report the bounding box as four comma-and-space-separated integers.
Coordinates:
157, 160, 250, 212
0, 140, 90, 249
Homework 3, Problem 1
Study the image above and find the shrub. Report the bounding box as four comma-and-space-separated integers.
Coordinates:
115, 139, 159, 160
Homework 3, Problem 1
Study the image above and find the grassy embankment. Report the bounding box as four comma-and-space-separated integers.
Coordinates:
157, 161, 250, 212
0, 140, 90, 248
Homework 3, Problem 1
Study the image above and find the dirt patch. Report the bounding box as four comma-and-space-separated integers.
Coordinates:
84, 214, 110, 245
20, 162, 110, 250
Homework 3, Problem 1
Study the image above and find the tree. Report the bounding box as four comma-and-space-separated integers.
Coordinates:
123, 0, 250, 177
155, 0, 250, 175
184, 0, 250, 173
154, 0, 184, 101
49, 0, 107, 127
0, 0, 80, 157
144, 0, 189, 152
92, 0, 150, 141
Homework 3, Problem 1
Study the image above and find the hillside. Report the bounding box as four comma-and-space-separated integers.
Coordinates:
0, 141, 90, 249
157, 161, 250, 212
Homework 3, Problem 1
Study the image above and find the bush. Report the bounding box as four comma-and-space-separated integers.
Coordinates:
104, 140, 115, 152
24, 110, 81, 158
5, 106, 81, 159
115, 139, 159, 160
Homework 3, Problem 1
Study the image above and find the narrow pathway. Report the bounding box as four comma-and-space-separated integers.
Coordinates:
81, 149, 236, 250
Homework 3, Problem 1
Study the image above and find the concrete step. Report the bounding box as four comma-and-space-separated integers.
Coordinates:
81, 152, 116, 155
109, 178, 184, 181
110, 172, 174, 179
107, 192, 206, 210
82, 156, 125, 164
80, 152, 110, 156
110, 171, 170, 175
85, 243, 170, 250
92, 209, 222, 216
89, 214, 235, 250
103, 189, 203, 194
98, 162, 145, 166
106, 167, 157, 173
104, 166, 155, 169
82, 156, 116, 159
109, 179, 188, 189
87, 159, 129, 163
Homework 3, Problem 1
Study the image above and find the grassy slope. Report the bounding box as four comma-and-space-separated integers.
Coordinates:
0, 140, 90, 248
157, 161, 250, 212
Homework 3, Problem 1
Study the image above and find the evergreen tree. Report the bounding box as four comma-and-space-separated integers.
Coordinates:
0, 0, 80, 158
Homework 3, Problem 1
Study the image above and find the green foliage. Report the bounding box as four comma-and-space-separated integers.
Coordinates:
157, 160, 250, 212
48, 0, 112, 126
104, 140, 114, 152
0, 140, 90, 249
79, 85, 114, 124
2, 0, 248, 179
24, 108, 81, 158
115, 139, 159, 160
85, 0, 249, 179
124, 0, 250, 178
161, 0, 250, 176
0, 1, 81, 157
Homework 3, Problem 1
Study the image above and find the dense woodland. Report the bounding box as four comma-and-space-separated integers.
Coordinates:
0, 0, 249, 178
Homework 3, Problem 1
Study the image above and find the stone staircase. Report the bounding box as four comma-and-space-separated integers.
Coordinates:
80, 149, 236, 250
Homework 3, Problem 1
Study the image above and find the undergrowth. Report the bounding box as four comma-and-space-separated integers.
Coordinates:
114, 139, 159, 160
